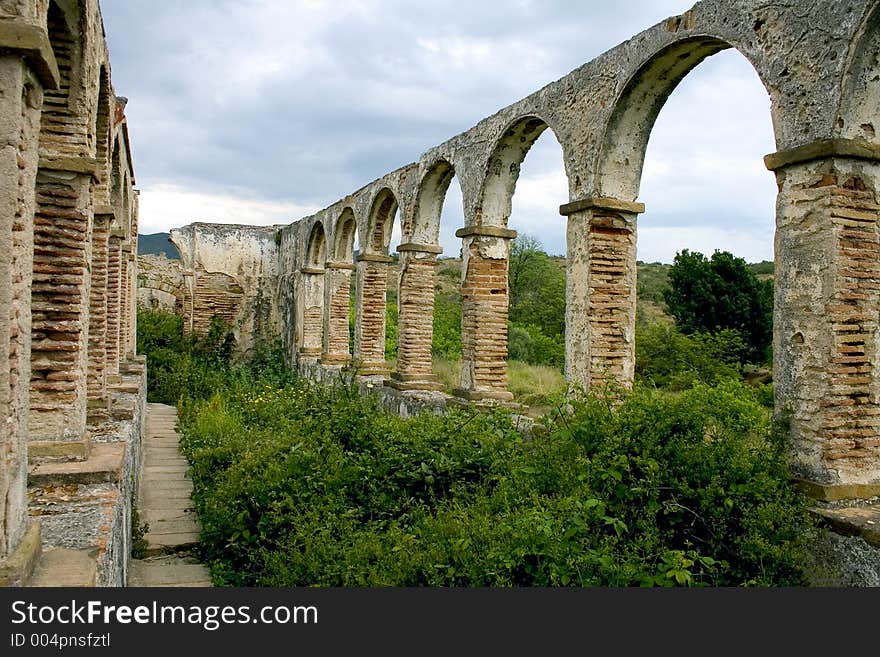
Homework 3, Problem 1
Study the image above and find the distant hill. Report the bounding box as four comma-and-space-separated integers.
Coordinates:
138, 233, 180, 259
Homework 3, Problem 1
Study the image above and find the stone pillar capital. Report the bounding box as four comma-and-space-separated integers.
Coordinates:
455, 225, 517, 240
324, 260, 356, 271
355, 253, 394, 264
559, 196, 646, 217
0, 21, 60, 89
764, 138, 880, 172
396, 242, 443, 255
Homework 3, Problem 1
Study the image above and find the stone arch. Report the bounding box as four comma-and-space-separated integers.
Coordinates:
388, 160, 455, 391
365, 187, 398, 254
478, 115, 566, 228
333, 208, 357, 261
411, 159, 455, 245
110, 136, 122, 216
595, 37, 773, 202
354, 189, 399, 373
94, 65, 112, 205
306, 221, 327, 267
839, 4, 880, 144
455, 115, 567, 402
40, 0, 87, 157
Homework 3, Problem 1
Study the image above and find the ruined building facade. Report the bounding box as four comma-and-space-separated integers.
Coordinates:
0, 0, 142, 586
172, 0, 880, 506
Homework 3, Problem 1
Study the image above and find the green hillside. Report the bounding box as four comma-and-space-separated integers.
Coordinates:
138, 232, 180, 259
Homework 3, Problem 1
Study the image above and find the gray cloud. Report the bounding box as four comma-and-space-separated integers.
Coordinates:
103, 0, 778, 262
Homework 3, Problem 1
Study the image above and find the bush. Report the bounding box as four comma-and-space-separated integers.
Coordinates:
176, 370, 813, 587
137, 310, 238, 404
508, 323, 564, 368
432, 293, 462, 359
636, 323, 746, 391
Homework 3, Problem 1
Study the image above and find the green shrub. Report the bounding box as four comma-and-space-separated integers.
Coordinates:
432, 293, 462, 359
636, 323, 745, 391
508, 323, 564, 368
177, 372, 813, 587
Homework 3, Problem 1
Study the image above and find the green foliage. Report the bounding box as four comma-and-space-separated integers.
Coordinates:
508, 235, 566, 339
136, 310, 238, 405
176, 366, 813, 587
636, 323, 746, 391
385, 301, 398, 360
508, 324, 564, 369
664, 250, 773, 364
636, 261, 672, 306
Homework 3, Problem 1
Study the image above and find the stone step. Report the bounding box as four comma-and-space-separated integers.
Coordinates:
129, 557, 212, 587
28, 443, 126, 487
814, 502, 880, 547
27, 548, 97, 587
142, 532, 201, 556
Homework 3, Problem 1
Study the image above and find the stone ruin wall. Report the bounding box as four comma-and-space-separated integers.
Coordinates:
169, 223, 282, 356
0, 0, 145, 586
137, 252, 183, 314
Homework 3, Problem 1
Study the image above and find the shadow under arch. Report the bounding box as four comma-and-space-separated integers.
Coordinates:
322, 209, 357, 364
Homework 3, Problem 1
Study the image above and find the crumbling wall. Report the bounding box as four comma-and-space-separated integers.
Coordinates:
170, 223, 281, 355
137, 253, 183, 313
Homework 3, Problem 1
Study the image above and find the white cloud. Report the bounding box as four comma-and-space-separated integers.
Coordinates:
637, 225, 773, 264
137, 184, 320, 234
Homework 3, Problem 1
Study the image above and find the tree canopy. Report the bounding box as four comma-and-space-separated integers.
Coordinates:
663, 249, 772, 364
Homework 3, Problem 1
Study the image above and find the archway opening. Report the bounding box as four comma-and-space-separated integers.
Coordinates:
330, 209, 357, 360
354, 189, 398, 372
504, 129, 568, 414
624, 48, 777, 394
433, 170, 464, 392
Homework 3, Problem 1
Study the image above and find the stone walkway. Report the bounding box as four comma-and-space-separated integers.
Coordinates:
128, 403, 212, 587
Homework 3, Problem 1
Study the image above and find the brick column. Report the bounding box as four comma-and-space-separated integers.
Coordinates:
0, 46, 50, 565
29, 161, 96, 457
561, 197, 643, 395
388, 243, 444, 391
299, 266, 325, 358
321, 261, 354, 365
454, 225, 516, 403
124, 248, 137, 359
86, 212, 111, 406
105, 235, 123, 377
767, 141, 880, 500
354, 253, 393, 375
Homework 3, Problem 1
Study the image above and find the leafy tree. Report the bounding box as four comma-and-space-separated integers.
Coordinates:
663, 250, 772, 363
508, 234, 566, 343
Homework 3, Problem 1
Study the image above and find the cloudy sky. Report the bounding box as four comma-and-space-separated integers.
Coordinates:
101, 0, 778, 263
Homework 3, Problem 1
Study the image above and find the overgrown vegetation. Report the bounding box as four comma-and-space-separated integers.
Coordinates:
136, 244, 812, 588
137, 308, 813, 587
173, 369, 811, 587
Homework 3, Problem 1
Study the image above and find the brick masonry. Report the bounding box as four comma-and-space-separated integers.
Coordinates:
0, 0, 144, 583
